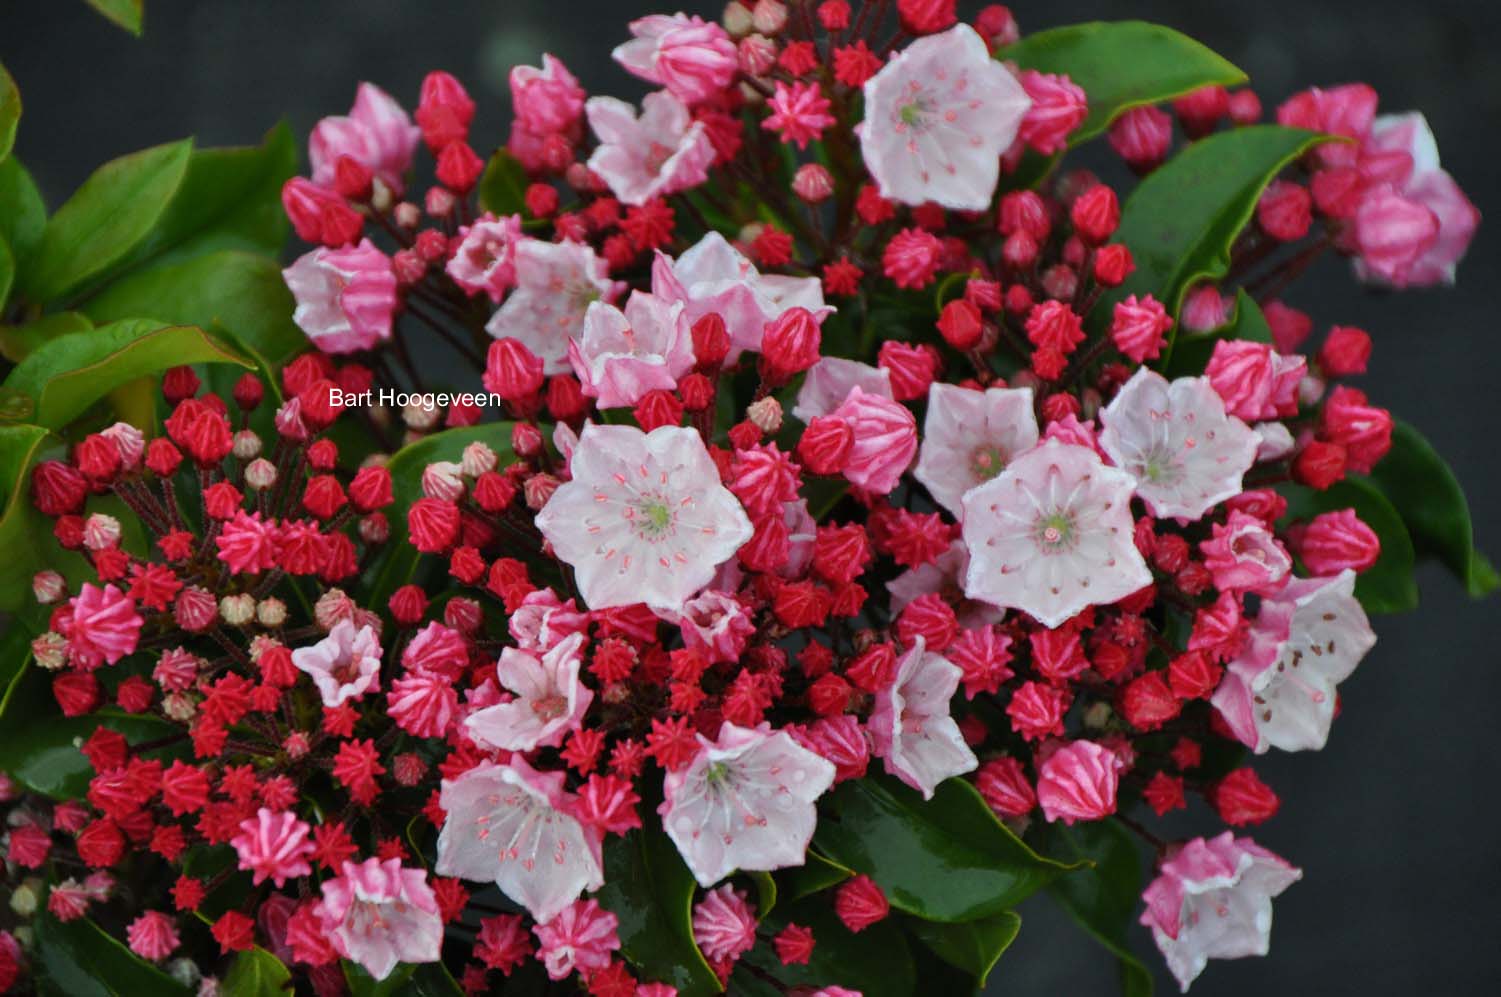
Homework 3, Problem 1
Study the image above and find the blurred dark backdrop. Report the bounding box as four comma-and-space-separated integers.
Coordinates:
4, 1, 1499, 993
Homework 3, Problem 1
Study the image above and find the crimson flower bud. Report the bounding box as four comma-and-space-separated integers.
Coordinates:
1173, 85, 1229, 138
524, 182, 558, 218
417, 71, 475, 152
634, 390, 683, 431
877, 341, 939, 401
761, 307, 822, 378
1293, 440, 1347, 490
1107, 105, 1172, 172
1070, 184, 1120, 244
1213, 768, 1280, 826
834, 875, 889, 932
678, 373, 714, 411
691, 313, 731, 369
512, 423, 544, 460
999, 190, 1051, 239
797, 416, 853, 475
1257, 180, 1313, 242
1227, 88, 1262, 125
807, 672, 852, 716
407, 498, 461, 553
1319, 325, 1371, 376
1092, 244, 1135, 287
546, 375, 588, 421
435, 142, 485, 194
333, 155, 373, 201
388, 585, 429, 626
937, 298, 983, 350
793, 163, 835, 204
483, 338, 545, 400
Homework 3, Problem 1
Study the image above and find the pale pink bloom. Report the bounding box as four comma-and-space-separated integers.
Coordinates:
508, 589, 590, 652
511, 54, 586, 136
653, 233, 832, 361
1200, 511, 1292, 594
779, 498, 818, 579
830, 387, 918, 495
613, 14, 737, 105
692, 884, 757, 963
1098, 369, 1259, 521
1036, 739, 1122, 824
860, 24, 1031, 209
486, 238, 623, 375
533, 898, 620, 980
660, 721, 836, 887
126, 911, 180, 961
290, 619, 383, 706
1252, 422, 1295, 462
1140, 832, 1301, 991
567, 292, 695, 409
961, 440, 1150, 628
888, 540, 1004, 630
536, 424, 754, 613
309, 83, 420, 194
666, 590, 756, 664
1211, 570, 1375, 754
585, 92, 715, 205
283, 239, 397, 354
435, 758, 605, 924
465, 632, 593, 752
914, 383, 1038, 517
446, 214, 523, 302
230, 808, 315, 887
316, 857, 442, 981
870, 638, 977, 799
100, 422, 144, 470
791, 357, 892, 423
59, 582, 142, 669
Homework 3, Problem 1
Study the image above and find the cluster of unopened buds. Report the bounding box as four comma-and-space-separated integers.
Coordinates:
0, 0, 1479, 994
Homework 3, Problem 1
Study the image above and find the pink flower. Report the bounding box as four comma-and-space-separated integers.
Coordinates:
59, 582, 142, 669
830, 387, 918, 495
1200, 511, 1292, 594
1276, 83, 1377, 166
290, 619, 383, 706
585, 91, 715, 205
446, 214, 523, 302
309, 83, 420, 194
914, 383, 1039, 517
668, 590, 756, 664
763, 80, 837, 149
283, 239, 397, 354
435, 758, 604, 924
533, 898, 620, 980
692, 884, 758, 963
126, 911, 180, 961
1211, 570, 1375, 753
1017, 70, 1088, 155
961, 440, 1151, 628
654, 233, 831, 362
230, 808, 315, 887
1098, 370, 1259, 522
511, 54, 586, 136
660, 721, 836, 886
1140, 832, 1301, 990
487, 238, 623, 375
860, 24, 1030, 209
465, 633, 593, 751
508, 589, 590, 652
536, 424, 753, 613
316, 858, 442, 981
1203, 340, 1304, 422
613, 14, 737, 105
792, 357, 892, 423
567, 292, 695, 409
1036, 739, 1122, 824
870, 637, 977, 798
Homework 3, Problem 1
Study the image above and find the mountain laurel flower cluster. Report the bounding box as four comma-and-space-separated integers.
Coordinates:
0, 3, 1490, 996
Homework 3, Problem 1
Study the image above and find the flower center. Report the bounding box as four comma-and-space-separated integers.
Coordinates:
532, 693, 568, 721
628, 496, 676, 542
1033, 510, 1078, 553
644, 141, 674, 174
969, 444, 1008, 481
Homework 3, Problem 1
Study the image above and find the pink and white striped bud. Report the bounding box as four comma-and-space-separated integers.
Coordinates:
245, 458, 278, 492
425, 186, 456, 218
82, 514, 122, 552
232, 430, 262, 460
793, 163, 835, 204
402, 398, 443, 431
219, 594, 256, 626
752, 0, 788, 34
32, 571, 66, 605
747, 396, 783, 434
174, 587, 218, 632
461, 442, 498, 477
256, 598, 288, 628
738, 34, 778, 77
421, 461, 465, 501
101, 422, 145, 470
31, 632, 66, 670
394, 202, 421, 229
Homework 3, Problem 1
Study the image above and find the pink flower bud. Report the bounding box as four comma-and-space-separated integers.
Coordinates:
1319, 325, 1371, 376
483, 339, 545, 400
1107, 105, 1172, 172
1257, 180, 1313, 242
792, 163, 834, 203
761, 307, 822, 378
1110, 294, 1172, 363
1017, 70, 1088, 155
1295, 508, 1381, 575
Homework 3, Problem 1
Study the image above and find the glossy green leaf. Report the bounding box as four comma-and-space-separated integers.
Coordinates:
738, 894, 917, 997
0, 233, 12, 311
477, 149, 529, 217
0, 156, 48, 260
0, 60, 18, 162
1369, 420, 1499, 598
1040, 820, 1154, 997
1161, 289, 1272, 376
344, 961, 460, 997
814, 774, 1078, 923
84, 0, 145, 35
364, 424, 516, 612
32, 913, 191, 997
747, 870, 778, 922
0, 424, 54, 610
1000, 21, 1245, 145
1280, 476, 1419, 613
222, 947, 293, 997
907, 910, 1021, 988
20, 139, 191, 304
596, 829, 721, 997
777, 848, 851, 903
0, 311, 93, 364
1109, 126, 1328, 336
398, 963, 467, 996
3, 319, 255, 429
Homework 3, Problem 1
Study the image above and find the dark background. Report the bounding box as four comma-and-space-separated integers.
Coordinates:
3, 1, 1498, 993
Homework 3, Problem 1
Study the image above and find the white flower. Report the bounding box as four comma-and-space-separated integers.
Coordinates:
914, 383, 1039, 518
486, 238, 622, 375
465, 633, 593, 752
290, 620, 382, 706
869, 638, 977, 799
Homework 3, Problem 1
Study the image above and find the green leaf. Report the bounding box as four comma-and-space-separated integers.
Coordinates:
1109, 126, 1328, 336
747, 870, 777, 922
395, 963, 467, 996
344, 962, 417, 997
814, 774, 1078, 922
32, 913, 191, 997
477, 149, 528, 217
3, 319, 255, 429
222, 947, 293, 997
1000, 21, 1246, 145
1161, 289, 1271, 376
777, 848, 851, 903
0, 60, 18, 162
906, 910, 1021, 988
595, 829, 722, 997
738, 893, 917, 997
20, 139, 192, 304
364, 424, 516, 612
1280, 476, 1419, 613
0, 155, 48, 260
1369, 420, 1500, 598
84, 0, 145, 35
0, 311, 93, 364
0, 233, 12, 312
1040, 820, 1154, 997
0, 424, 54, 611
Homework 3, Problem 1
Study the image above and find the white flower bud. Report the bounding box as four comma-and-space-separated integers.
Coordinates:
747, 396, 783, 434
232, 429, 262, 460
461, 442, 498, 477
219, 593, 256, 626
256, 598, 288, 628
402, 399, 442, 431
245, 458, 278, 491
421, 460, 465, 501
32, 570, 65, 605
82, 514, 122, 551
